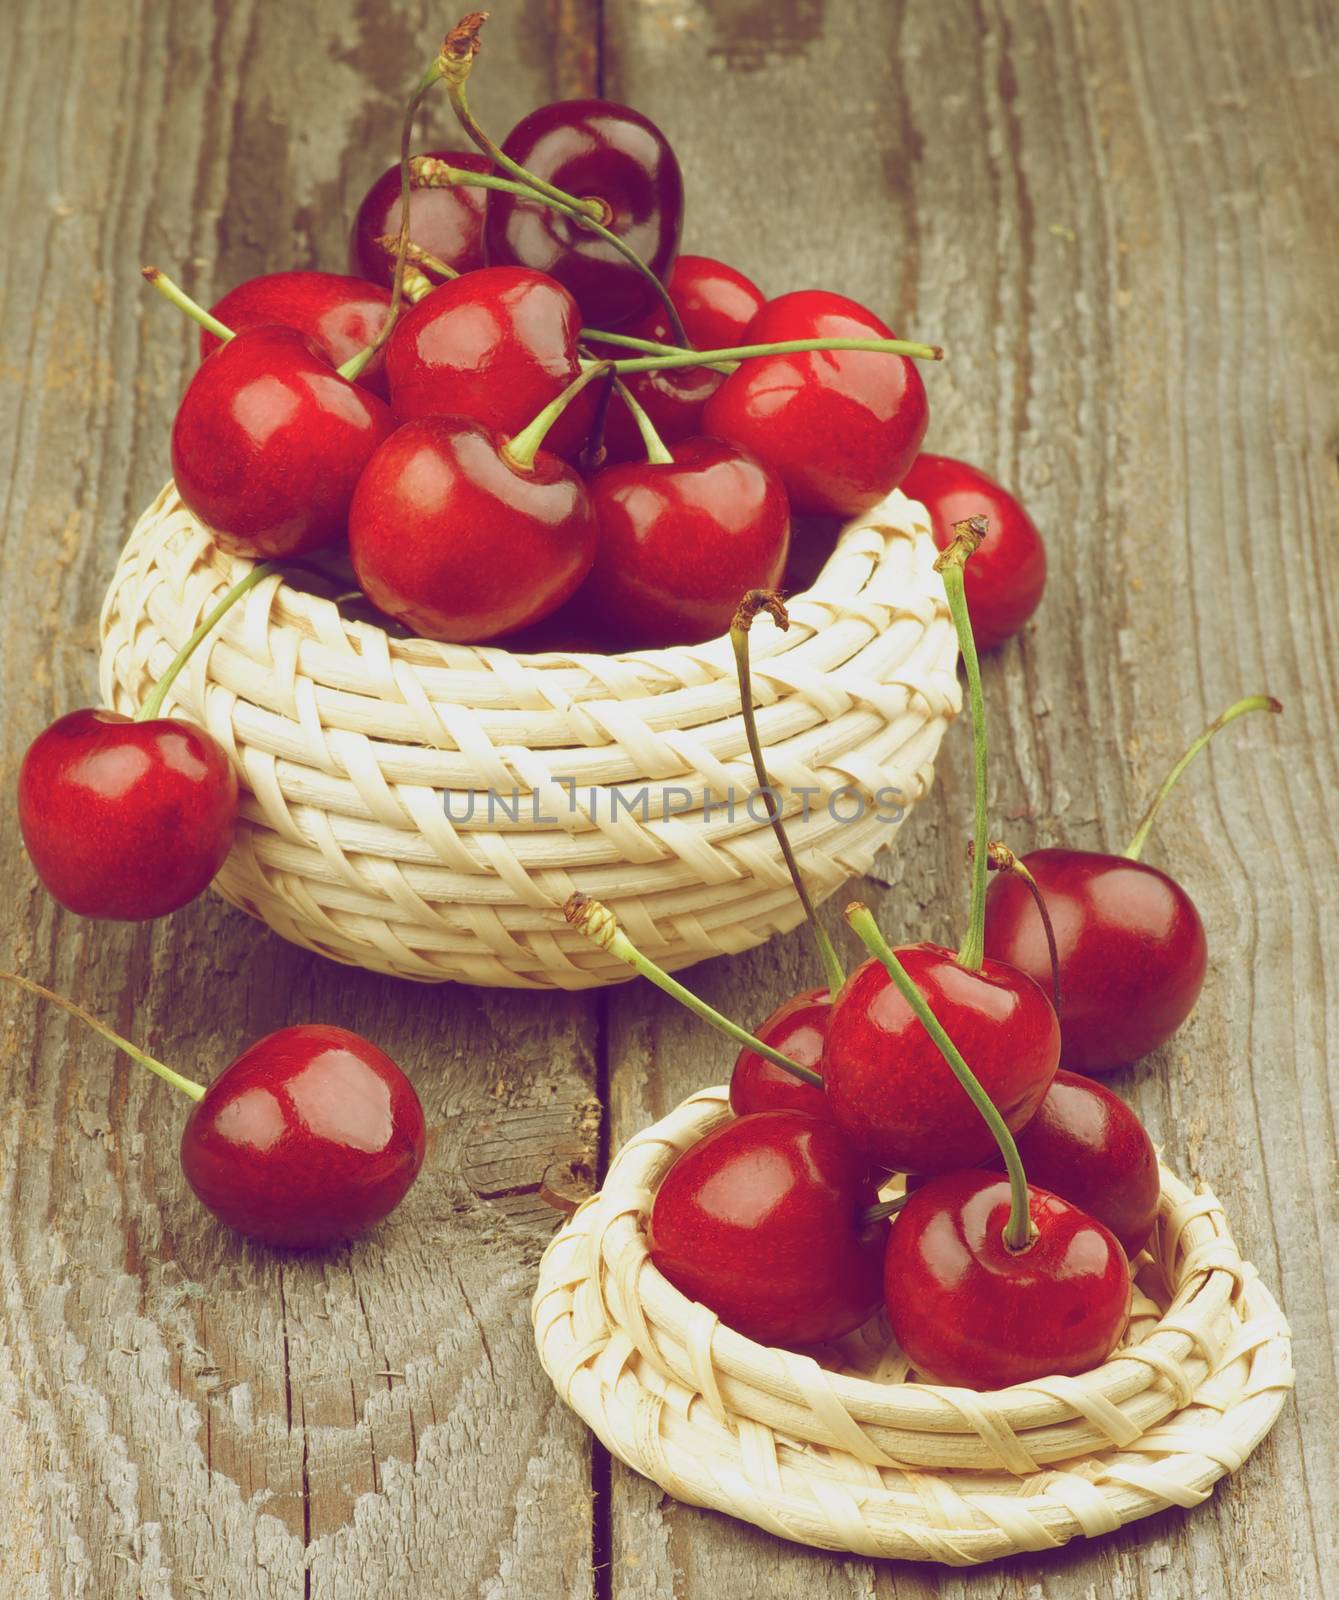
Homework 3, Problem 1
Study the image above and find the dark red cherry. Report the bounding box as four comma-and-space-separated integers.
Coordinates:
729, 989, 832, 1119
983, 847, 1207, 1074
824, 945, 1059, 1173
172, 325, 395, 558
593, 331, 723, 465
885, 1170, 1131, 1388
483, 99, 684, 326
180, 1024, 426, 1248
383, 267, 596, 460
648, 1110, 886, 1346
661, 253, 765, 348
18, 709, 237, 920
348, 415, 598, 643
579, 438, 790, 648
900, 453, 1046, 649
349, 149, 491, 289
703, 290, 928, 517
201, 271, 394, 397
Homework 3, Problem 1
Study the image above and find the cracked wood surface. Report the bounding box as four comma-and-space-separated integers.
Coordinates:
2, 1, 1336, 1597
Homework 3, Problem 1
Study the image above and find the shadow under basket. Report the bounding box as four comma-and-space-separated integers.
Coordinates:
98, 484, 959, 988
532, 1086, 1294, 1565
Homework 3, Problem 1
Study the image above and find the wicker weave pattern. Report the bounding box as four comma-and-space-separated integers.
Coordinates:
99, 484, 959, 987
532, 1087, 1293, 1564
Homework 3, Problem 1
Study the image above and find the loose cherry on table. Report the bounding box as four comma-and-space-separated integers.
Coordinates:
983, 694, 1281, 1073
648, 1109, 887, 1347
349, 363, 608, 643
349, 148, 492, 289
0, 974, 425, 1248
18, 563, 273, 921
900, 452, 1047, 650
703, 289, 930, 517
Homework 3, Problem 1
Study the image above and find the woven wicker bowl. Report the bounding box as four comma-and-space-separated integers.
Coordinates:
98, 483, 959, 987
533, 1086, 1293, 1565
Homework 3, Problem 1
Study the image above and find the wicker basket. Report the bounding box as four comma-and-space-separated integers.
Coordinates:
532, 1086, 1293, 1564
98, 484, 959, 987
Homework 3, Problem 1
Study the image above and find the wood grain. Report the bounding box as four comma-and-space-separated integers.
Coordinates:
1, 0, 1335, 1595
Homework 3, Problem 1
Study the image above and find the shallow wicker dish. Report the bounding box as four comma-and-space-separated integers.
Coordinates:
533, 1086, 1293, 1565
99, 484, 959, 987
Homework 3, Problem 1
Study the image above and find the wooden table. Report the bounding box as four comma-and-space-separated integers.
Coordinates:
2, 1, 1334, 1594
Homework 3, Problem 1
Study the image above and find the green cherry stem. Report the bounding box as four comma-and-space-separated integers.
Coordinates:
608, 335, 944, 374
564, 894, 823, 1088
374, 233, 457, 292
502, 361, 614, 472
137, 562, 280, 723
1124, 694, 1283, 861
934, 517, 990, 971
0, 972, 206, 1102
977, 840, 1061, 1017
730, 592, 845, 997
613, 379, 673, 465
141, 267, 233, 344
583, 328, 736, 374
844, 902, 1033, 1251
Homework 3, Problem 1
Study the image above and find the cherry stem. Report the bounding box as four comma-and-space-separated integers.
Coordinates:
580, 369, 617, 474
613, 379, 673, 465
502, 361, 613, 472
975, 840, 1061, 1017
844, 902, 1033, 1251
0, 972, 206, 1103
563, 894, 824, 1088
730, 592, 845, 997
138, 561, 280, 723
141, 267, 233, 343
374, 233, 457, 292
1124, 694, 1283, 861
584, 327, 735, 374
861, 1193, 910, 1226
609, 336, 944, 374
934, 518, 989, 971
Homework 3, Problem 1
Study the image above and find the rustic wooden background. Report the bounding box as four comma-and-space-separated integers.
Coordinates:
2, 0, 1335, 1594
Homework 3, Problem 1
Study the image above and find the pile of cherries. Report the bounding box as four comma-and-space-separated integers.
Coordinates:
568, 544, 1279, 1390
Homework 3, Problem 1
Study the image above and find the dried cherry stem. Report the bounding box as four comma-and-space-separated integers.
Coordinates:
861, 1192, 911, 1225
0, 972, 206, 1102
730, 592, 845, 997
612, 379, 673, 465
934, 517, 989, 971
580, 369, 617, 474
975, 840, 1061, 1016
374, 233, 457, 293
609, 336, 943, 373
564, 894, 823, 1088
502, 361, 614, 472
138, 562, 279, 723
1124, 694, 1283, 861
845, 902, 1034, 1252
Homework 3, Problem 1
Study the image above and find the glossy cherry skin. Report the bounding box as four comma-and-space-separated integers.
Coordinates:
661, 253, 765, 348
648, 1110, 886, 1346
18, 709, 237, 920
703, 290, 929, 517
580, 438, 790, 648
349, 149, 491, 289
900, 453, 1046, 650
885, 1171, 1131, 1389
201, 271, 393, 397
348, 417, 598, 643
824, 945, 1060, 1174
180, 1024, 426, 1248
983, 848, 1208, 1074
384, 267, 595, 460
483, 99, 684, 326
172, 325, 395, 558
729, 989, 832, 1120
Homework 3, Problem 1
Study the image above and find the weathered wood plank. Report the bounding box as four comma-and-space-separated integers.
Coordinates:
602, 0, 1337, 1595
0, 2, 602, 1596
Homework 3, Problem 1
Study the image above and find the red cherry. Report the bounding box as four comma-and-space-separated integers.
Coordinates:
662, 253, 765, 348
18, 709, 236, 920
579, 438, 790, 648
729, 989, 831, 1119
349, 149, 491, 289
172, 325, 395, 558
648, 1110, 886, 1346
348, 415, 598, 643
900, 453, 1047, 650
824, 945, 1059, 1173
983, 847, 1207, 1074
885, 1170, 1131, 1388
200, 271, 394, 397
483, 99, 684, 326
180, 1024, 426, 1248
383, 267, 596, 460
703, 290, 928, 517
